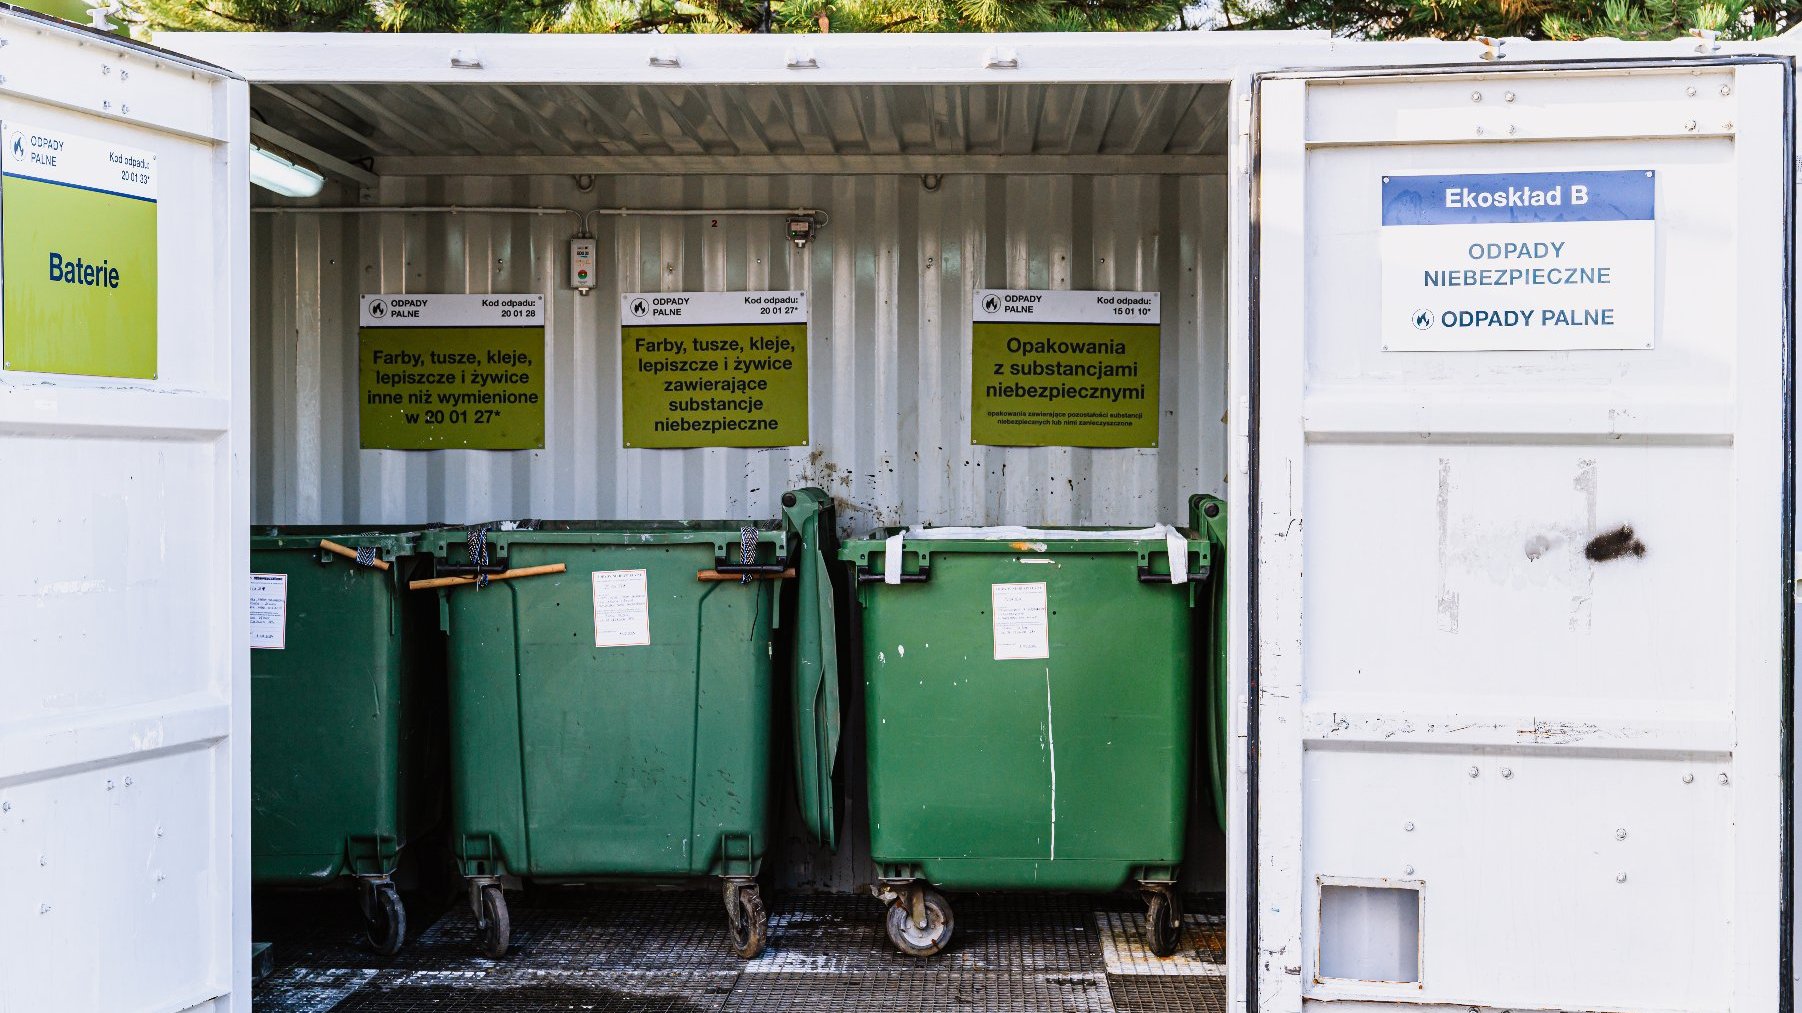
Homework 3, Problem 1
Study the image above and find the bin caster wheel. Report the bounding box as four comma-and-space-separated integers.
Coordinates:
724, 883, 768, 959
475, 885, 510, 959
1145, 891, 1182, 957
885, 887, 953, 957
363, 882, 406, 956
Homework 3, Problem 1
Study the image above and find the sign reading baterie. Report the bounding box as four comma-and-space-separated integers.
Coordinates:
358, 294, 545, 450
619, 291, 808, 449
971, 289, 1160, 448
2, 121, 158, 378
1380, 170, 1656, 352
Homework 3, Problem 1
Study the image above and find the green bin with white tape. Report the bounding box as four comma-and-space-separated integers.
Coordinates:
842, 522, 1209, 957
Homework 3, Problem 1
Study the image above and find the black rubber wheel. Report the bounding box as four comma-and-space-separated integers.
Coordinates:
477, 885, 511, 959
1145, 892, 1182, 957
364, 883, 406, 956
727, 887, 768, 959
884, 889, 953, 957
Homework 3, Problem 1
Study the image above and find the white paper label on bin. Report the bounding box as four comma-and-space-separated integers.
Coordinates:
249, 573, 288, 650
592, 569, 651, 648
992, 581, 1049, 661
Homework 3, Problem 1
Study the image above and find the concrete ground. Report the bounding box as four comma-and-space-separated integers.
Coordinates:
254, 888, 1227, 1012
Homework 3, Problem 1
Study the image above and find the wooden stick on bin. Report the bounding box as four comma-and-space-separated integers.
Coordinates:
319, 539, 391, 571
409, 563, 567, 591
696, 568, 795, 582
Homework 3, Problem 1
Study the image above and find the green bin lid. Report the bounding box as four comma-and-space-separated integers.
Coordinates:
414, 519, 787, 555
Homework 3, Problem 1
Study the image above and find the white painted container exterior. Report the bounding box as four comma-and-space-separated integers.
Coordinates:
0, 11, 251, 1013
1256, 60, 1790, 1011
82, 25, 1802, 1013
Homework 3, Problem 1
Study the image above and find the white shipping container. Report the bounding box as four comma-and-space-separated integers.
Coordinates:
0, 13, 1793, 1012
0, 9, 251, 1013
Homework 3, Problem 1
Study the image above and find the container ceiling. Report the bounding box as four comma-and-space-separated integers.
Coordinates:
252, 81, 1230, 176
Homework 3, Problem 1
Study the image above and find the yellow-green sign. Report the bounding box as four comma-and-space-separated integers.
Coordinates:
358, 294, 545, 450
2, 122, 158, 379
620, 291, 808, 448
970, 290, 1161, 448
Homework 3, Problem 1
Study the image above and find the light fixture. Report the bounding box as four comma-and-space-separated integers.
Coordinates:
250, 145, 325, 199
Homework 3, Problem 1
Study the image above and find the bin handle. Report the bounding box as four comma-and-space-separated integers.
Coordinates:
698, 568, 795, 582
319, 539, 391, 571
409, 563, 567, 591
854, 563, 931, 585
433, 563, 511, 577
711, 561, 792, 576
1137, 560, 1210, 584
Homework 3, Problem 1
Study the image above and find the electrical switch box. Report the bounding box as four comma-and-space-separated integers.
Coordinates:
569, 237, 597, 294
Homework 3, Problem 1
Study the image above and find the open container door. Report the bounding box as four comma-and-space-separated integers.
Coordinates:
0, 8, 251, 1012
1252, 58, 1790, 1011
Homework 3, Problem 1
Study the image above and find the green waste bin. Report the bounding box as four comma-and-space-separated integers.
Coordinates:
842, 523, 1210, 957
1190, 496, 1229, 835
250, 528, 443, 955
420, 488, 842, 960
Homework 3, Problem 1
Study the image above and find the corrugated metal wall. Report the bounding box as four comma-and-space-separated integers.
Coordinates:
251, 171, 1229, 534
252, 169, 1231, 893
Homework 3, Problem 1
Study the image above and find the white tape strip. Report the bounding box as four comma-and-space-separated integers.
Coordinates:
884, 531, 904, 586
906, 524, 1170, 541
1165, 526, 1188, 584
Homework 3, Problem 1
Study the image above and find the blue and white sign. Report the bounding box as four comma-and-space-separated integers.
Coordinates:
1379, 170, 1656, 351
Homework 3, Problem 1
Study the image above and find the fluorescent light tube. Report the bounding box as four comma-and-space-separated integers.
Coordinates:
250, 145, 325, 198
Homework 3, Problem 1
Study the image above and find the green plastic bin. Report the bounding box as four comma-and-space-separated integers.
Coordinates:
420, 488, 841, 960
842, 524, 1210, 957
249, 528, 443, 955
1189, 496, 1229, 835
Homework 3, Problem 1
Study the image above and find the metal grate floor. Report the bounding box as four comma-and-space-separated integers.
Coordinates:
254, 889, 1226, 1013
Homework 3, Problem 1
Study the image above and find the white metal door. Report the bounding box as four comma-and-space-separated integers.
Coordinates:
1254, 60, 1789, 1012
0, 11, 250, 1012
